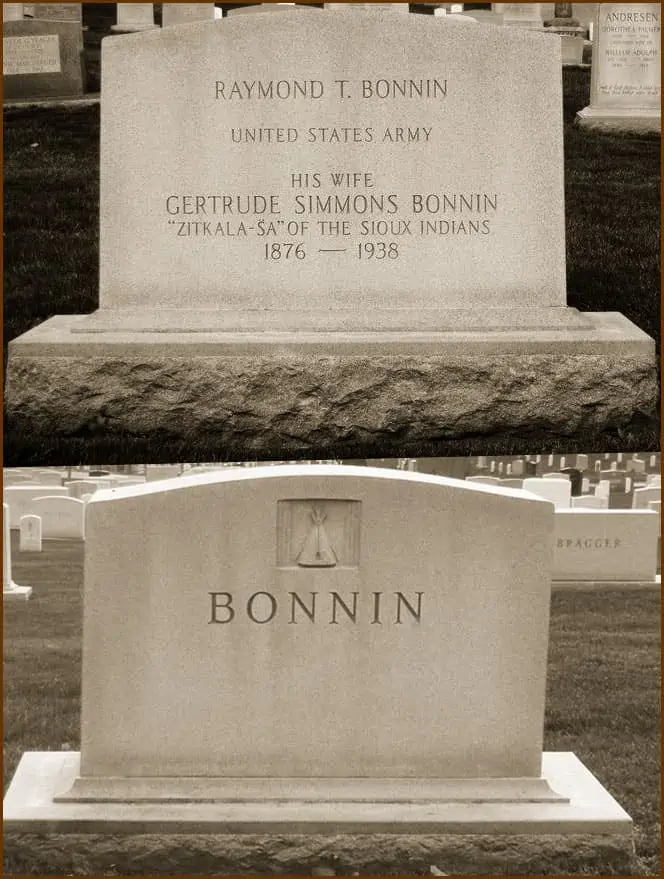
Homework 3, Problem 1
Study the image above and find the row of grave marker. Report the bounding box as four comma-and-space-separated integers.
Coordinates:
3, 2, 660, 136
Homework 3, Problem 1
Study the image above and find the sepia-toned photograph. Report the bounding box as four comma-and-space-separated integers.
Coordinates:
2, 2, 661, 877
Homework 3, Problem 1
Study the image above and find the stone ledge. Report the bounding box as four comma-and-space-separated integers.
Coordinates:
4, 752, 631, 835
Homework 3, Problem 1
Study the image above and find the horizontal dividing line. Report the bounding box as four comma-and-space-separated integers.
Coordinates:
318, 248, 348, 253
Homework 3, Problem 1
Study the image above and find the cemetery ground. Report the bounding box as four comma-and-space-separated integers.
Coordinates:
3, 67, 661, 465
3, 535, 660, 877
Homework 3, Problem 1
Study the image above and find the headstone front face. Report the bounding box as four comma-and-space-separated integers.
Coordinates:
522, 477, 571, 508
79, 467, 553, 781
30, 496, 85, 540
577, 3, 661, 132
94, 13, 567, 325
632, 485, 661, 509
112, 3, 156, 33
3, 485, 70, 528
3, 504, 32, 599
3, 5, 24, 22
3, 17, 85, 101
493, 3, 543, 27
554, 509, 658, 582
19, 515, 42, 552
67, 480, 99, 500
161, 3, 216, 27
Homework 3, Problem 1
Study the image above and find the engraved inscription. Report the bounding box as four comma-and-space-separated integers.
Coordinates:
3, 35, 61, 76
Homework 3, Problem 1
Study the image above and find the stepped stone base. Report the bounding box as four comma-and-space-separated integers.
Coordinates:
5, 311, 657, 456
4, 752, 631, 837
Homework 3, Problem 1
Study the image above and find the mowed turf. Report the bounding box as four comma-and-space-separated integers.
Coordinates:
3, 68, 661, 463
3, 536, 660, 875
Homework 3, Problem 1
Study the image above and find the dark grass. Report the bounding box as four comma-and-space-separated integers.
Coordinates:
3, 538, 661, 875
3, 67, 661, 463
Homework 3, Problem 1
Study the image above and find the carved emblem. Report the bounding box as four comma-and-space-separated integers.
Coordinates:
296, 507, 338, 567
277, 499, 361, 568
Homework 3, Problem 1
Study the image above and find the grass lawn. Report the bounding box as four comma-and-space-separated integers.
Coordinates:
2, 67, 661, 465
3, 537, 660, 875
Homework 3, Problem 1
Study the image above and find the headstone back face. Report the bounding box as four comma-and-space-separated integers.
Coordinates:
97, 13, 566, 318
80, 467, 554, 780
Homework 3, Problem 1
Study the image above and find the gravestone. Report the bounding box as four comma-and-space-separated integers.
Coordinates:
4, 466, 631, 840
30, 496, 85, 539
3, 504, 32, 600
522, 477, 571, 508
632, 485, 661, 509
3, 4, 24, 22
5, 10, 656, 452
553, 509, 658, 582
27, 3, 82, 21
3, 485, 70, 528
111, 4, 157, 34
3, 15, 85, 101
161, 3, 216, 26
561, 468, 583, 495
67, 480, 100, 500
19, 514, 42, 552
575, 453, 589, 471
571, 494, 608, 509
577, 4, 661, 132
493, 3, 543, 28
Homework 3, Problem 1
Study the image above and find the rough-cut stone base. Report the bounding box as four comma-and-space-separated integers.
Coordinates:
576, 107, 661, 134
5, 313, 657, 457
2, 830, 635, 875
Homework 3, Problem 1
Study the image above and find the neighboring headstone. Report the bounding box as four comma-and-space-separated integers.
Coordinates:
522, 477, 571, 508
3, 504, 32, 600
553, 509, 659, 582
27, 3, 81, 21
571, 494, 608, 509
511, 459, 525, 476
3, 485, 69, 528
493, 3, 543, 28
561, 468, 583, 496
576, 4, 660, 133
595, 480, 610, 499
19, 515, 42, 552
5, 10, 656, 450
575, 453, 589, 471
30, 496, 86, 540
112, 3, 157, 33
36, 470, 64, 486
3, 471, 34, 486
228, 3, 314, 14
3, 4, 25, 22
465, 475, 501, 485
325, 3, 409, 11
161, 3, 216, 26
3, 466, 631, 837
3, 16, 85, 101
626, 456, 645, 473
648, 499, 660, 573
632, 486, 661, 509
67, 480, 100, 500
498, 478, 524, 489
